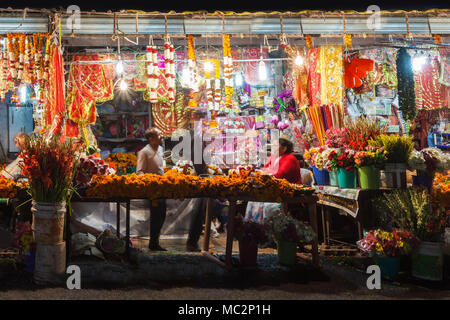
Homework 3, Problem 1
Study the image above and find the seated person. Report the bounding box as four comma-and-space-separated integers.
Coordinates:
1, 132, 29, 181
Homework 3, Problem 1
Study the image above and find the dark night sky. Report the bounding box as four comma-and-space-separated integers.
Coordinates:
0, 0, 446, 12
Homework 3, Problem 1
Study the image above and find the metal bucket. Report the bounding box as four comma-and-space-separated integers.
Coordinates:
31, 201, 66, 243
33, 241, 66, 285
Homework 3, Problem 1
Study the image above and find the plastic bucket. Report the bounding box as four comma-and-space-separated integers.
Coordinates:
383, 163, 407, 188
374, 256, 401, 279
312, 166, 330, 186
31, 201, 66, 243
33, 241, 66, 285
276, 240, 297, 266
337, 168, 357, 189
239, 241, 258, 266
329, 170, 339, 187
412, 241, 443, 281
358, 166, 381, 189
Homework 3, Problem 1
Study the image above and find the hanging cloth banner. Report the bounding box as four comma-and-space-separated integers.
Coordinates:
318, 45, 345, 106
306, 48, 321, 107
44, 44, 65, 137
65, 54, 114, 138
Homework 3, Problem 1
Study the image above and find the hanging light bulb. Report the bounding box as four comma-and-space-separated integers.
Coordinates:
235, 72, 244, 87
19, 84, 27, 103
116, 59, 124, 75
295, 54, 304, 66
119, 78, 127, 91
258, 56, 267, 80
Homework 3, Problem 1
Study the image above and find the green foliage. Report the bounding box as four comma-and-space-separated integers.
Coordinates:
368, 134, 413, 163
376, 187, 447, 242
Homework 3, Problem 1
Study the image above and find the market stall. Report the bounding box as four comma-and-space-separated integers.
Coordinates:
0, 8, 449, 284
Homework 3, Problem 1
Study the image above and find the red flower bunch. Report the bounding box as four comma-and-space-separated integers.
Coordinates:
327, 149, 356, 171
19, 133, 80, 203
75, 155, 114, 187
342, 118, 388, 151
357, 229, 420, 258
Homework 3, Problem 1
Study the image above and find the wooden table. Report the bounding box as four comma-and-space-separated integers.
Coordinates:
201, 192, 320, 269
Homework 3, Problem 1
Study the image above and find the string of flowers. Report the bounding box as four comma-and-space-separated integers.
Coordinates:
187, 35, 200, 108
223, 34, 234, 112
163, 40, 176, 102
146, 45, 159, 103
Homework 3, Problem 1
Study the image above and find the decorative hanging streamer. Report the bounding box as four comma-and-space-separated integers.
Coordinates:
223, 34, 234, 112
187, 35, 200, 108
413, 55, 442, 111
396, 48, 416, 121
204, 58, 221, 112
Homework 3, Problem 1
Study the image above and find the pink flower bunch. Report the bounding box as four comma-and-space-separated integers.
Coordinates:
325, 128, 348, 148
76, 155, 114, 187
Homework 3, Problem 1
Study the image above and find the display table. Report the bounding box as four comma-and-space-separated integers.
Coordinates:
70, 191, 320, 270
313, 186, 393, 245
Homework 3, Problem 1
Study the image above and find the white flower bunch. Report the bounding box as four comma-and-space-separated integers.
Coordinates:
266, 214, 315, 243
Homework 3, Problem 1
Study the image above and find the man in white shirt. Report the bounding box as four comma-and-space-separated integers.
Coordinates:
136, 128, 167, 251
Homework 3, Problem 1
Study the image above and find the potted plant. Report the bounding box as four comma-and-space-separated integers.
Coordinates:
266, 214, 315, 266
304, 147, 330, 186
408, 148, 450, 190
328, 149, 357, 189
357, 229, 419, 279
234, 216, 271, 266
19, 132, 79, 284
369, 135, 413, 188
354, 146, 387, 189
378, 187, 449, 281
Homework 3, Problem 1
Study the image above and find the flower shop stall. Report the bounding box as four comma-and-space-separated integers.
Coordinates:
0, 8, 449, 284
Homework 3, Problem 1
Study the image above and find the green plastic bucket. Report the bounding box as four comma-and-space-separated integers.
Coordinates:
337, 168, 357, 189
358, 166, 381, 189
329, 170, 338, 187
276, 240, 297, 266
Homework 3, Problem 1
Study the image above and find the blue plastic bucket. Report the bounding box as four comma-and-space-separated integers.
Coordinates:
312, 166, 330, 186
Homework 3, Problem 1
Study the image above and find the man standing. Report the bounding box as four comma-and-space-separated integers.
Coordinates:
136, 128, 167, 251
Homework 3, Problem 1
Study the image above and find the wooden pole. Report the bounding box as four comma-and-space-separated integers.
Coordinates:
308, 200, 320, 267
225, 199, 237, 268
202, 198, 213, 252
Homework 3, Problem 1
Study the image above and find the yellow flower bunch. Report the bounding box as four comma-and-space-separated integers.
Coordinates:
105, 153, 137, 168
0, 176, 18, 198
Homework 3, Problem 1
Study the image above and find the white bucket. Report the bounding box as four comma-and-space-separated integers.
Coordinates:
412, 241, 443, 281
382, 163, 407, 188
31, 201, 66, 243
33, 241, 66, 285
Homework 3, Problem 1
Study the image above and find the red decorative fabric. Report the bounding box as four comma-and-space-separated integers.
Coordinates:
344, 58, 374, 88
307, 48, 321, 106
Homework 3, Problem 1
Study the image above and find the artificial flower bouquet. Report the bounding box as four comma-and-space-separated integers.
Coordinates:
19, 133, 79, 203
327, 148, 357, 172
75, 155, 115, 187
273, 89, 297, 113
266, 214, 315, 244
357, 229, 419, 258
354, 146, 388, 169
234, 215, 272, 245
408, 148, 450, 177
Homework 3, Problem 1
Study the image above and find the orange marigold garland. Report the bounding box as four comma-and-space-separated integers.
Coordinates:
305, 34, 313, 48
187, 35, 200, 108
223, 34, 234, 113
344, 34, 352, 48
433, 34, 442, 45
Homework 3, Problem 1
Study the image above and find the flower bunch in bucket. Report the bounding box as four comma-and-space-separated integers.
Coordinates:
75, 155, 115, 187
354, 146, 388, 169
343, 117, 388, 151
357, 229, 419, 258
266, 214, 315, 243
234, 216, 271, 245
327, 149, 356, 172
325, 127, 348, 148
408, 148, 450, 177
19, 133, 80, 203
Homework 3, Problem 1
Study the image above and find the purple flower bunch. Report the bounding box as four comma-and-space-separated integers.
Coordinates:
273, 90, 296, 113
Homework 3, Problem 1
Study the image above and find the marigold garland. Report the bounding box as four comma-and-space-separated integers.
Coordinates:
223, 34, 234, 112
0, 176, 18, 198
187, 35, 200, 108
305, 35, 313, 48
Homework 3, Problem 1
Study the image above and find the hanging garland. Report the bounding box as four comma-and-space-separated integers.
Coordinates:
187, 35, 199, 108
396, 48, 417, 121
223, 34, 233, 112
146, 45, 159, 103
0, 36, 8, 100
164, 40, 176, 102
